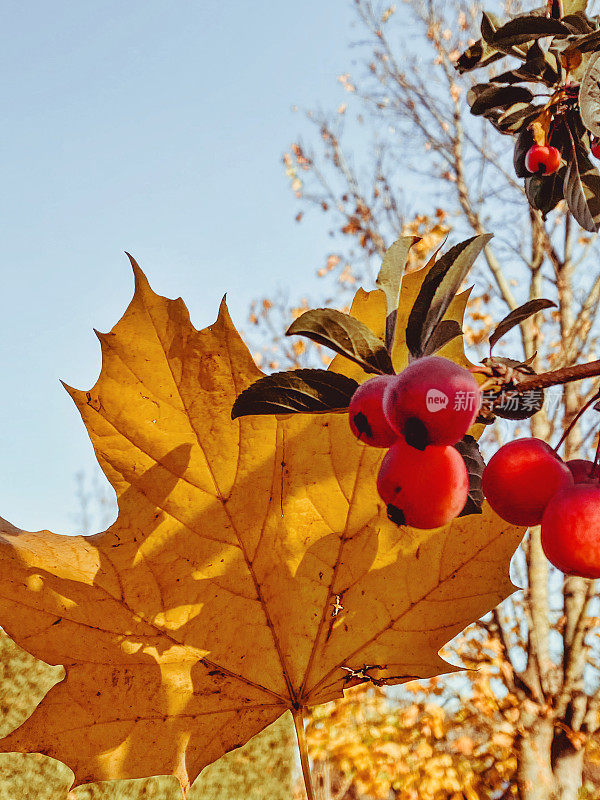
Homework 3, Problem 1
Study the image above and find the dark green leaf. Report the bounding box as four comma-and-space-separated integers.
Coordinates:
375, 237, 418, 350
455, 38, 505, 74
514, 127, 535, 178
489, 68, 534, 84
561, 12, 596, 33
286, 308, 394, 375
490, 41, 560, 84
480, 11, 503, 44
481, 11, 530, 58
551, 30, 600, 53
405, 234, 492, 358
550, 114, 575, 152
458, 10, 550, 70
572, 30, 600, 51
580, 51, 600, 137
454, 435, 485, 517
564, 127, 600, 232
524, 39, 561, 83
525, 167, 566, 217
490, 15, 571, 47
467, 84, 533, 115
565, 107, 588, 140
479, 357, 544, 420
231, 369, 359, 418
489, 298, 557, 351
488, 386, 545, 419
490, 103, 541, 133
421, 320, 463, 357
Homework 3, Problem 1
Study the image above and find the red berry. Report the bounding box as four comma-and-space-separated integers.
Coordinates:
524, 145, 561, 176
382, 356, 481, 449
348, 376, 398, 448
541, 485, 600, 577
377, 438, 469, 529
591, 137, 600, 159
482, 438, 573, 526
567, 459, 599, 485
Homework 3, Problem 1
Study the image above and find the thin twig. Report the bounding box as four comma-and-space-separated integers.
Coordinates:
511, 360, 600, 392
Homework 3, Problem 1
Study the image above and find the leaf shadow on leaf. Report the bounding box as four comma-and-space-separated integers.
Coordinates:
0, 446, 224, 791
0, 429, 381, 790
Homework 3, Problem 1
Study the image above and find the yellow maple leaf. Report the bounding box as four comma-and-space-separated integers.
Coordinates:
0, 251, 523, 795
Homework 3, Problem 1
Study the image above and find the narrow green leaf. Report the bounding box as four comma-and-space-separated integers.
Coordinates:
525, 167, 566, 218
467, 84, 533, 116
375, 237, 418, 350
564, 126, 600, 232
489, 298, 557, 352
454, 435, 485, 517
421, 320, 463, 357
552, 29, 600, 53
405, 234, 492, 358
286, 308, 395, 375
490, 103, 540, 134
490, 15, 571, 47
457, 9, 554, 72
573, 30, 600, 52
455, 38, 505, 74
489, 386, 545, 420
231, 369, 359, 418
561, 12, 595, 33
514, 127, 535, 178
580, 51, 600, 137
481, 11, 530, 58
490, 42, 560, 85
489, 68, 533, 84
480, 11, 503, 44
517, 39, 561, 84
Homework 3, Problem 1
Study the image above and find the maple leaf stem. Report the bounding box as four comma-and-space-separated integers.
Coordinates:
293, 707, 316, 800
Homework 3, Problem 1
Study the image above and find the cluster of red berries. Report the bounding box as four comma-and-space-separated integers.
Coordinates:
483, 439, 600, 578
348, 356, 481, 529
525, 137, 600, 177
350, 357, 600, 579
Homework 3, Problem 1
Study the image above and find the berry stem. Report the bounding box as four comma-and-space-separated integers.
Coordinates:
592, 436, 600, 481
552, 391, 600, 455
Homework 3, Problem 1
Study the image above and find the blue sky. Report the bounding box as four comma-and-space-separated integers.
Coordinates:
0, 0, 359, 533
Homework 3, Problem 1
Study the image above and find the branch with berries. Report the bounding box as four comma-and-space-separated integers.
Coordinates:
232, 235, 600, 579
455, 3, 600, 230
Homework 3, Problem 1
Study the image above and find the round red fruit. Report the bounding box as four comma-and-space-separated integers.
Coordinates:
482, 438, 573, 526
383, 356, 481, 449
377, 437, 468, 529
524, 145, 561, 176
541, 485, 600, 578
349, 376, 398, 448
567, 459, 599, 485
591, 137, 600, 159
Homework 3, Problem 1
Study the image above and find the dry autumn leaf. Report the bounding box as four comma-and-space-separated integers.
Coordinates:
530, 106, 552, 147
0, 252, 523, 797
